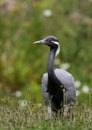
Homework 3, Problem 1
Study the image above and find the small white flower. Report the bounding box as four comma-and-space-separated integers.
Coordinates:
12, 91, 22, 97
76, 90, 80, 96
74, 80, 81, 88
38, 103, 42, 108
43, 9, 52, 17
54, 58, 61, 65
60, 62, 70, 70
19, 100, 28, 107
82, 85, 89, 94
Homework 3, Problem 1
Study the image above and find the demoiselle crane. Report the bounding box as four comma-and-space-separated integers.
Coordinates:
33, 36, 76, 118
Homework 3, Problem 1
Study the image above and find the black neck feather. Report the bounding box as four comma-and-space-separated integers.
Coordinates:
47, 48, 64, 109
48, 48, 63, 87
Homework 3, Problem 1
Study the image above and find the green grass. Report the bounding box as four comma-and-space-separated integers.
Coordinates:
0, 98, 92, 130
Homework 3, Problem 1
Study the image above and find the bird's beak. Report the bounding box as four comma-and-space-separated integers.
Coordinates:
33, 40, 43, 44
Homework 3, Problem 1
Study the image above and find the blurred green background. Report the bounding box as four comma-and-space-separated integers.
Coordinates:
0, 0, 92, 104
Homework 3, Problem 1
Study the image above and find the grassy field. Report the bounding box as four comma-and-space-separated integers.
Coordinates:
0, 98, 92, 130
0, 0, 92, 129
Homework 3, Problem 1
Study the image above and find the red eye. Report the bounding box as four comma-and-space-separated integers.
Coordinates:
49, 39, 53, 43
49, 39, 52, 42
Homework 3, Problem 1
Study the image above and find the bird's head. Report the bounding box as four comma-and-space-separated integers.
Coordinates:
33, 36, 60, 56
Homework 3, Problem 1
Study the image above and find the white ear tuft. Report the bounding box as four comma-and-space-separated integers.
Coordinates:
52, 41, 60, 56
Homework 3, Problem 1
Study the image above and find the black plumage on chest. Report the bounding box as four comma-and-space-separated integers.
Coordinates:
47, 78, 63, 109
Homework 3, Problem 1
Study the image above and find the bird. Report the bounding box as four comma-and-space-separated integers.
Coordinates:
33, 36, 76, 118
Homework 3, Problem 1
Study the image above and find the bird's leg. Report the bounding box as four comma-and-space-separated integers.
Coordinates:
47, 105, 52, 119
63, 102, 74, 118
63, 104, 70, 117
47, 96, 53, 119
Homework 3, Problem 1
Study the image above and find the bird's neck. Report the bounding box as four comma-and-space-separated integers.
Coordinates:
48, 48, 56, 74
48, 48, 62, 87
47, 48, 64, 106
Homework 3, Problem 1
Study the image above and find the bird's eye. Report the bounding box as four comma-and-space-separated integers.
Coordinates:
49, 39, 53, 42
46, 39, 53, 43
45, 37, 58, 43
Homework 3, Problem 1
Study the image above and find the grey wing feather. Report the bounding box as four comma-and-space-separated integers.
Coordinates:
42, 68, 76, 105
42, 74, 50, 106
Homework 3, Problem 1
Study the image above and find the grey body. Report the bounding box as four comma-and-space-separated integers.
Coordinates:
42, 68, 76, 117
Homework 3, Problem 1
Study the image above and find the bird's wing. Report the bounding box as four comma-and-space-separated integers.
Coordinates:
42, 68, 75, 90
42, 74, 50, 106
54, 69, 76, 103
54, 69, 75, 89
42, 68, 76, 103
